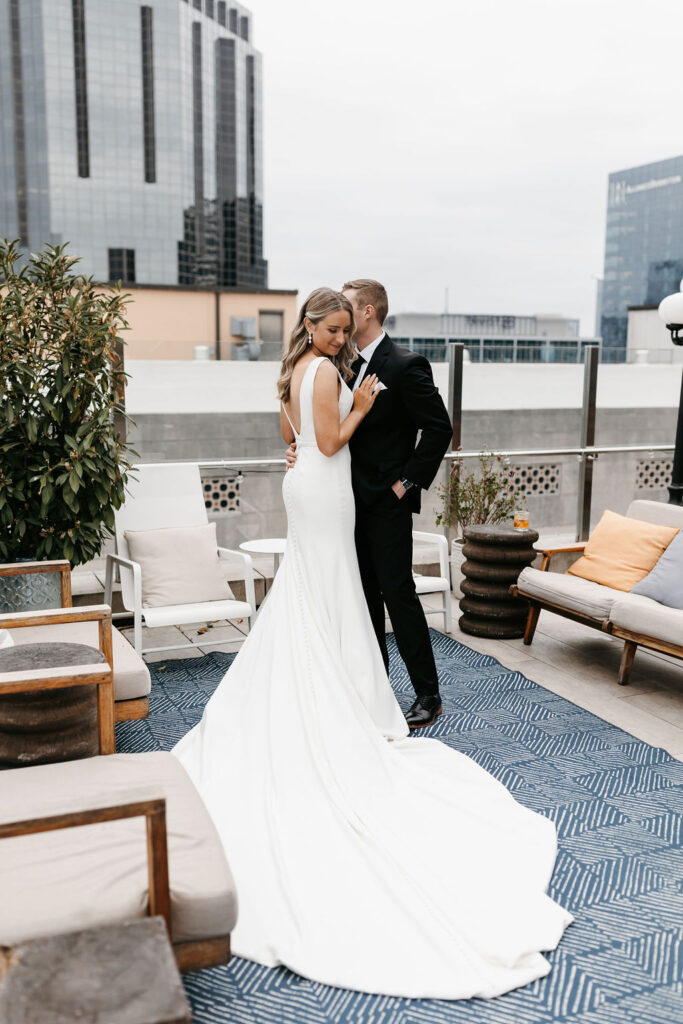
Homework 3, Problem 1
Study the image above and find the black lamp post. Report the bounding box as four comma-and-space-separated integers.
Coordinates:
658, 282, 683, 505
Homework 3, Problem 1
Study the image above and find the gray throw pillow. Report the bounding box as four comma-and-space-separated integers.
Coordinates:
631, 530, 683, 609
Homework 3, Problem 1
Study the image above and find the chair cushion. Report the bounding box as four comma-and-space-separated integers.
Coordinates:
413, 575, 450, 594
125, 523, 235, 608
610, 593, 683, 648
9, 624, 150, 702
141, 600, 252, 630
517, 566, 623, 621
630, 531, 683, 610
567, 510, 679, 592
0, 752, 238, 946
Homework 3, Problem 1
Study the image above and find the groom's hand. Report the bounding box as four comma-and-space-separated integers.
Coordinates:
285, 442, 298, 472
391, 480, 407, 500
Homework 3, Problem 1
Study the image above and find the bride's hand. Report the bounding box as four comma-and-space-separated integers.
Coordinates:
353, 374, 380, 417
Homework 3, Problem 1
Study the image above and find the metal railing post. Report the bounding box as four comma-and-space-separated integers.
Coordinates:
576, 344, 599, 540
113, 337, 126, 445
668, 365, 683, 505
447, 342, 464, 451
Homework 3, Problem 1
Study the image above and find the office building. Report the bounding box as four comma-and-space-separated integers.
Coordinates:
600, 155, 683, 351
0, 0, 267, 288
384, 311, 590, 362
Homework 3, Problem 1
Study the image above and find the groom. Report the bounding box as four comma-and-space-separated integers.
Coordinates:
340, 279, 452, 728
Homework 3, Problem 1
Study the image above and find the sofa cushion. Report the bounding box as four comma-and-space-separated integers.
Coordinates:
0, 751, 238, 946
517, 566, 623, 621
610, 593, 683, 648
125, 523, 235, 608
630, 531, 683, 610
8, 623, 150, 702
567, 510, 679, 592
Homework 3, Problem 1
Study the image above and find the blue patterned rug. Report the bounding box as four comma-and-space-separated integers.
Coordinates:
116, 631, 683, 1024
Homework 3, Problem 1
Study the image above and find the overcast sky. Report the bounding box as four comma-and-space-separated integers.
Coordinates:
247, 0, 681, 334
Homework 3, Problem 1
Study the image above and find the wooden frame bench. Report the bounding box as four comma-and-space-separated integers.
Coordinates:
512, 499, 683, 687
0, 603, 116, 755
0, 792, 231, 973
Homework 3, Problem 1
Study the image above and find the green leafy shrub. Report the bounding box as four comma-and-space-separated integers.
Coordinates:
435, 449, 519, 537
0, 239, 135, 566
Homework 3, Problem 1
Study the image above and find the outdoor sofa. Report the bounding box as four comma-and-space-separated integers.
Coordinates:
0, 751, 238, 972
512, 499, 683, 685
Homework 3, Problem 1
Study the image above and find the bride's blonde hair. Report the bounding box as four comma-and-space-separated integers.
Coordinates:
277, 288, 356, 404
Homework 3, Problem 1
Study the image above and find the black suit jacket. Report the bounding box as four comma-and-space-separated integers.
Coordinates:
348, 335, 453, 513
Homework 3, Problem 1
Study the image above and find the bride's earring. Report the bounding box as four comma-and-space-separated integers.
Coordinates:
308, 332, 312, 346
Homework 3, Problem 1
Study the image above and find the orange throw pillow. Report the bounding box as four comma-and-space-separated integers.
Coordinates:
567, 510, 679, 592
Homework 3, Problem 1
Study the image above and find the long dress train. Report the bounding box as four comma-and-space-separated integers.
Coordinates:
172, 356, 572, 1000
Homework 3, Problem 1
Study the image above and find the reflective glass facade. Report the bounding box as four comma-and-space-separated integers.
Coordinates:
0, 0, 267, 287
600, 155, 683, 350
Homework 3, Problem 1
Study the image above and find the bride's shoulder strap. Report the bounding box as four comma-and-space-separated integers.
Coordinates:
281, 400, 298, 437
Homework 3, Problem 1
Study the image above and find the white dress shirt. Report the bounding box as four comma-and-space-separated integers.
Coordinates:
352, 331, 385, 391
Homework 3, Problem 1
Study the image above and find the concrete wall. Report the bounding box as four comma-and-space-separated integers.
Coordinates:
127, 405, 678, 548
124, 359, 683, 414
120, 359, 681, 548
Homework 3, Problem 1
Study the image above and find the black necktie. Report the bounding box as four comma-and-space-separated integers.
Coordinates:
350, 355, 365, 390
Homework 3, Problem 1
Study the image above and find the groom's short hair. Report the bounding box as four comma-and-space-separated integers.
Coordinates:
342, 279, 388, 326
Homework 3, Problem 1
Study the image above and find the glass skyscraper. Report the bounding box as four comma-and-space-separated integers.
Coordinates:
0, 0, 267, 288
600, 154, 683, 350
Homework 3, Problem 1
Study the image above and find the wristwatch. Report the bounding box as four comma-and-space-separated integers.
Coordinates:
400, 478, 415, 491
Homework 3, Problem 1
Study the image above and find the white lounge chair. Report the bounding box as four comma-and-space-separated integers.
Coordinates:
105, 462, 256, 657
412, 531, 453, 633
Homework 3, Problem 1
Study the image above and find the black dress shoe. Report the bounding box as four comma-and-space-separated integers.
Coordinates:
405, 695, 442, 730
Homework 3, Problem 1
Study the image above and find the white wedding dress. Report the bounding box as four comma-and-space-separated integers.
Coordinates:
172, 356, 572, 1000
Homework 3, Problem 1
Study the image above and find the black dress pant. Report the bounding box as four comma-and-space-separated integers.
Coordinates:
354, 497, 439, 698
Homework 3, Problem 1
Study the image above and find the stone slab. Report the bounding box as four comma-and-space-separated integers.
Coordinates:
0, 917, 191, 1024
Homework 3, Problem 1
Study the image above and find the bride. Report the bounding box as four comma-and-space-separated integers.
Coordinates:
172, 288, 572, 1000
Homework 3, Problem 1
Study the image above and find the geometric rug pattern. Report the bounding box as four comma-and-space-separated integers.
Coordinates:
116, 630, 683, 1024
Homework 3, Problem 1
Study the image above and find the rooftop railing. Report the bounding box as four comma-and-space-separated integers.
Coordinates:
149, 439, 676, 548
393, 339, 681, 364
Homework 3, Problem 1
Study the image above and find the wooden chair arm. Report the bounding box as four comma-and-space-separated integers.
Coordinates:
0, 798, 171, 936
0, 603, 112, 630
0, 560, 72, 606
0, 662, 111, 693
536, 544, 587, 572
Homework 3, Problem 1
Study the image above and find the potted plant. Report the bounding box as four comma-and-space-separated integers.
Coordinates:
0, 239, 135, 609
435, 449, 519, 597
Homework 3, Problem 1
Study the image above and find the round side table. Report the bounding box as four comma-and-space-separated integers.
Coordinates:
239, 538, 287, 577
459, 524, 539, 638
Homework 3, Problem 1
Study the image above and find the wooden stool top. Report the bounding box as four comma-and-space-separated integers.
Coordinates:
464, 524, 539, 545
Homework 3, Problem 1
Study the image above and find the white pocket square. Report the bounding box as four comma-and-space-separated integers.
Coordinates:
373, 381, 388, 392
